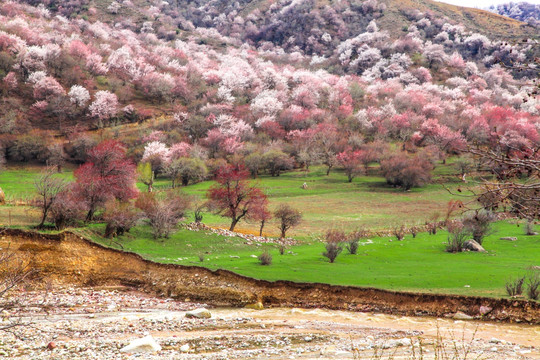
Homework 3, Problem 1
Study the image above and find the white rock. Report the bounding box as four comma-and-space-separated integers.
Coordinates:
180, 344, 190, 352
186, 308, 211, 319
490, 347, 498, 352
120, 335, 161, 353
453, 311, 474, 320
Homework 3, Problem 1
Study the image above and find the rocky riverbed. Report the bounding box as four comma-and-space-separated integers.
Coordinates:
1, 287, 538, 359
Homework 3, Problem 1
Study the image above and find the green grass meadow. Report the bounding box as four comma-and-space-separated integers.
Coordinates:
1, 162, 538, 298
85, 220, 539, 297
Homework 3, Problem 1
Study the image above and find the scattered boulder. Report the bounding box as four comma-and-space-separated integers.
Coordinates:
120, 335, 161, 353
453, 311, 474, 320
479, 305, 493, 316
180, 344, 190, 352
185, 308, 211, 319
46, 342, 56, 350
463, 240, 486, 252
245, 301, 264, 310
500, 237, 517, 241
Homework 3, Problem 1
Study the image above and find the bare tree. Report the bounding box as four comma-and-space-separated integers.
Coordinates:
34, 169, 68, 229
274, 204, 302, 238
460, 146, 540, 220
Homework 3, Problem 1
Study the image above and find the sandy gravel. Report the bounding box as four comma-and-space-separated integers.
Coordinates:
0, 287, 538, 359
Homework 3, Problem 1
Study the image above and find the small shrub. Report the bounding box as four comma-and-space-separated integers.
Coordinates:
258, 250, 272, 265
103, 200, 140, 238
525, 219, 536, 235
322, 229, 344, 263
345, 236, 359, 255
445, 221, 469, 253
410, 226, 420, 238
136, 191, 191, 239
426, 214, 440, 235
278, 244, 286, 255
526, 272, 540, 300
345, 229, 366, 255
505, 276, 525, 296
393, 225, 406, 241
194, 206, 204, 224
323, 242, 343, 263
462, 210, 495, 245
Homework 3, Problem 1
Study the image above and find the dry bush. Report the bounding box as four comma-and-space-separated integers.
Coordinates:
526, 271, 540, 300
136, 191, 191, 239
393, 225, 406, 241
322, 229, 345, 263
103, 200, 141, 238
505, 275, 525, 297
48, 188, 85, 230
445, 221, 469, 253
258, 250, 272, 265
524, 219, 536, 235
462, 210, 495, 245
345, 228, 368, 254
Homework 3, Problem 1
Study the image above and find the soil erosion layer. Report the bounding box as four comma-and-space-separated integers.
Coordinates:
1, 228, 538, 324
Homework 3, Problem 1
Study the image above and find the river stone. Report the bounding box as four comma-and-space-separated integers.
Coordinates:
186, 308, 211, 319
120, 335, 161, 353
463, 240, 486, 252
453, 311, 474, 320
500, 237, 517, 241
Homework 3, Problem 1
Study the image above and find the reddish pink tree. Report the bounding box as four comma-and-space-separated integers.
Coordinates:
207, 164, 267, 231
249, 195, 271, 236
73, 140, 138, 221
336, 149, 365, 182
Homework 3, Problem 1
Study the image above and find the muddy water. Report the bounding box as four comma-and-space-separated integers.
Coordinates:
224, 307, 540, 348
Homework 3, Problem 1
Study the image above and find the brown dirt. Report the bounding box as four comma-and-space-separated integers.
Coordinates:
1, 228, 539, 325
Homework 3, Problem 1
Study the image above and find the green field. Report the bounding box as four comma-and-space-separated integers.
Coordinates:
1, 163, 538, 299
84, 220, 540, 297
0, 163, 463, 235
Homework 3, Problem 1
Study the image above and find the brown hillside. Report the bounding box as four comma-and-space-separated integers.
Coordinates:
380, 0, 537, 40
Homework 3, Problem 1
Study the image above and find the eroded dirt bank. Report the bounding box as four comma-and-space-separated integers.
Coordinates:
1, 228, 539, 325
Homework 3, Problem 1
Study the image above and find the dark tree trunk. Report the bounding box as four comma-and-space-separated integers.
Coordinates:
259, 220, 265, 237
229, 218, 239, 232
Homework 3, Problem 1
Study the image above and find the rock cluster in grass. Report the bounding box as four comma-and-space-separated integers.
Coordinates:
183, 222, 298, 246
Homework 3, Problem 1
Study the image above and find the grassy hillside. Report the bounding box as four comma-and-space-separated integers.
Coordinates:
0, 162, 464, 235
87, 220, 540, 297
381, 0, 536, 40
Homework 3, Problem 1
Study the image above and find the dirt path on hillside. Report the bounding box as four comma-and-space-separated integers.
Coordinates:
1, 228, 539, 326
